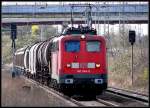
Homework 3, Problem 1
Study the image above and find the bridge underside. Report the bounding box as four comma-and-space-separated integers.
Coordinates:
2, 12, 148, 26
2, 20, 148, 26
2, 3, 148, 26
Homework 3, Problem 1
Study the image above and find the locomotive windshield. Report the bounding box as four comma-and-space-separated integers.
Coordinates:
86, 41, 100, 52
65, 41, 80, 52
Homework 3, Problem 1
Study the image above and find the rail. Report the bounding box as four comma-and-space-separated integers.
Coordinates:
107, 87, 149, 103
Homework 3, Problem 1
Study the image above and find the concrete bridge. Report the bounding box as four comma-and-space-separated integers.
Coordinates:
2, 3, 148, 26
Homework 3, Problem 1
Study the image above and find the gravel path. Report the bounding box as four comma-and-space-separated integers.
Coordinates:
1, 64, 76, 107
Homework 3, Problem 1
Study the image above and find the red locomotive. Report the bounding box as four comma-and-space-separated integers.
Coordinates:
14, 26, 107, 97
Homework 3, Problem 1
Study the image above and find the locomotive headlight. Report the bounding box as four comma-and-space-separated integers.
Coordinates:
96, 64, 100, 68
67, 64, 71, 68
81, 35, 85, 39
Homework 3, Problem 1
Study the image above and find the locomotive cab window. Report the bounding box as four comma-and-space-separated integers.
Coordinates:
86, 41, 100, 52
65, 41, 80, 52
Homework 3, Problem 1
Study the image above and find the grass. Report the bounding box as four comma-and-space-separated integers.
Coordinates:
2, 36, 12, 63
2, 35, 38, 64
108, 47, 149, 94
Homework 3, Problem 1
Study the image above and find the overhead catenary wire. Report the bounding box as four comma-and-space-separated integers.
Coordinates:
107, 2, 114, 58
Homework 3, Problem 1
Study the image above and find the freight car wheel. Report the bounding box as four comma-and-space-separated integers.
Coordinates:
46, 77, 51, 86
49, 79, 56, 89
49, 80, 53, 88
53, 80, 58, 90
27, 73, 29, 78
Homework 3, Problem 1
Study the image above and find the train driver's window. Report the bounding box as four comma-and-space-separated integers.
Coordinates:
86, 41, 100, 52
65, 41, 80, 52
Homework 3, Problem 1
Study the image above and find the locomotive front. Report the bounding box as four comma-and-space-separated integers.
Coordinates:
57, 27, 107, 94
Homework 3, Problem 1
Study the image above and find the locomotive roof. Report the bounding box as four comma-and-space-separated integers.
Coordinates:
62, 26, 97, 36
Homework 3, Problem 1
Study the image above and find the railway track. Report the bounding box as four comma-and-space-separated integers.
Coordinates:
97, 91, 148, 107
107, 87, 148, 103
22, 75, 148, 107
96, 87, 149, 107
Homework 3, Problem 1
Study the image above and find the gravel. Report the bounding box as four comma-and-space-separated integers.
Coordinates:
1, 65, 76, 107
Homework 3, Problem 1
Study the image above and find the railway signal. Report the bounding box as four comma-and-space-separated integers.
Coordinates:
10, 23, 17, 78
129, 30, 136, 85
129, 30, 136, 45
11, 23, 17, 40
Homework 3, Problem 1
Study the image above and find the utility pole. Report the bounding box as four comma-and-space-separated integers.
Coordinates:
119, 2, 121, 40
97, 3, 100, 35
41, 25, 43, 41
71, 5, 74, 28
102, 2, 106, 36
87, 4, 92, 29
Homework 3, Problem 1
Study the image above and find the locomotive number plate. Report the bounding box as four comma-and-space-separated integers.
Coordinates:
77, 69, 90, 73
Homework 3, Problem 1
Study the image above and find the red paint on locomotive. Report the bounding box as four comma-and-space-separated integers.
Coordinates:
53, 35, 107, 76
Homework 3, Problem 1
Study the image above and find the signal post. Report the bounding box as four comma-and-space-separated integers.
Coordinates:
10, 23, 17, 78
129, 30, 136, 85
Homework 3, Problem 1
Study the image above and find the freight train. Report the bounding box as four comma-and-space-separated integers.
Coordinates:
14, 26, 107, 97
